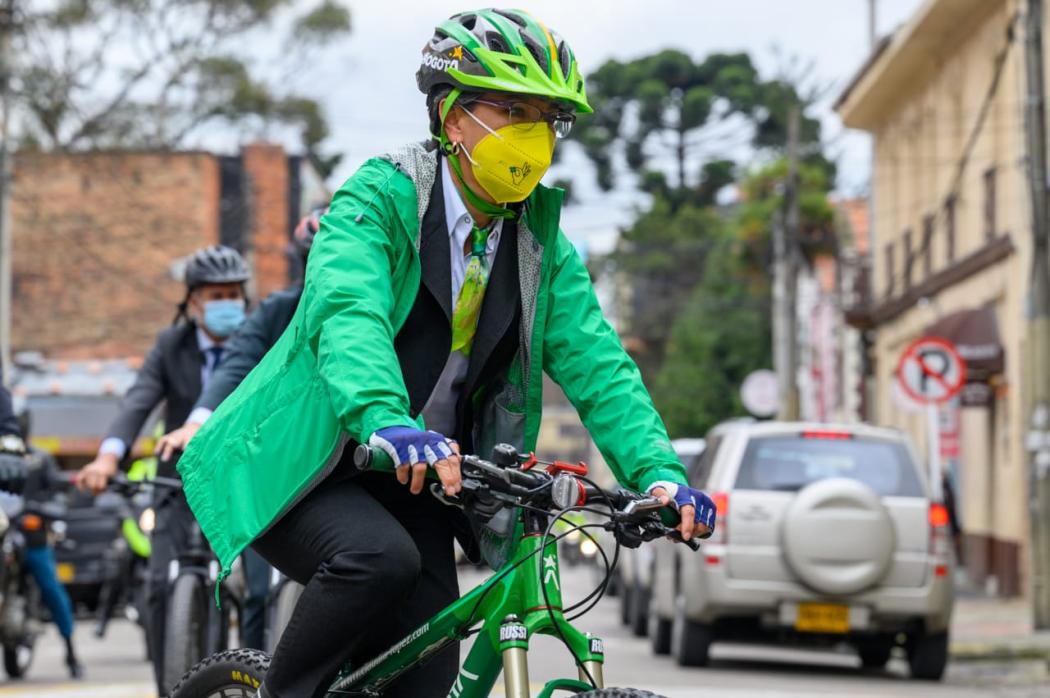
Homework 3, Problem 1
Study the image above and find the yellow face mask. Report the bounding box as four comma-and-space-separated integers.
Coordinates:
460, 108, 555, 203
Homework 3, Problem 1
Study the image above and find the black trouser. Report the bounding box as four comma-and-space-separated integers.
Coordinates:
253, 469, 460, 698
241, 547, 271, 651
146, 490, 196, 697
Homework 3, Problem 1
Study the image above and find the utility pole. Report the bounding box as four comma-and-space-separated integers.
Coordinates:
774, 104, 802, 421
868, 0, 878, 49
0, 0, 14, 375
1023, 0, 1050, 628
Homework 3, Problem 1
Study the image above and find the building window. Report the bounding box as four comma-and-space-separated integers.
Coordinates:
945, 195, 956, 263
903, 228, 913, 289
922, 214, 934, 277
884, 242, 896, 297
984, 167, 997, 239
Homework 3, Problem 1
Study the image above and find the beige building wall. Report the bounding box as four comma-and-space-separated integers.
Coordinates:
838, 0, 1031, 595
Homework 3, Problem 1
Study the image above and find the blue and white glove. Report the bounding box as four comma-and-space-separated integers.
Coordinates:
647, 481, 717, 539
369, 426, 455, 468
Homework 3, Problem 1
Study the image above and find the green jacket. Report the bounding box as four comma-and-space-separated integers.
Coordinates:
178, 143, 686, 577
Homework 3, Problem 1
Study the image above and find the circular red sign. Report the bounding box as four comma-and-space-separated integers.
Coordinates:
895, 336, 967, 405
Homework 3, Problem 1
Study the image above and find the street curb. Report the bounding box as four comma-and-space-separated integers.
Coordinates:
950, 642, 1050, 664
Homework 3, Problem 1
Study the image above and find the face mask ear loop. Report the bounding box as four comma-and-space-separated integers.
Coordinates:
439, 89, 515, 220
438, 88, 463, 156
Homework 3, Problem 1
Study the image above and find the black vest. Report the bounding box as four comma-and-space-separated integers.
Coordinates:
393, 162, 521, 452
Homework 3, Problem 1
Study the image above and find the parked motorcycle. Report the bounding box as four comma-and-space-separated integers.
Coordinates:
0, 493, 45, 679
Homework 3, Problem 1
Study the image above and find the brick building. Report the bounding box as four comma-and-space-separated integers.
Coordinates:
11, 142, 328, 360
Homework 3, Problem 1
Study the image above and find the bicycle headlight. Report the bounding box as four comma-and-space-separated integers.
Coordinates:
551, 474, 580, 511
138, 507, 156, 534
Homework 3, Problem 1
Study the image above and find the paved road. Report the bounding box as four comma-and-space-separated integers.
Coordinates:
1, 565, 1046, 697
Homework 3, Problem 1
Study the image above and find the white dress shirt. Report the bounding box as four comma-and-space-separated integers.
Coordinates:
441, 157, 502, 306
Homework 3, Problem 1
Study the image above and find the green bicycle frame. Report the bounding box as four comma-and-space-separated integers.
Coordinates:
323, 519, 605, 698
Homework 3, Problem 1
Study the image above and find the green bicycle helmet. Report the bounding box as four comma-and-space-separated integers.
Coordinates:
416, 8, 591, 114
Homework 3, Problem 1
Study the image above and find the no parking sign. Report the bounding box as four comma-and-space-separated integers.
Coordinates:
895, 337, 967, 405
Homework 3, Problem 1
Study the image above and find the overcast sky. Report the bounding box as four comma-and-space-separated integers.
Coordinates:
294, 0, 927, 250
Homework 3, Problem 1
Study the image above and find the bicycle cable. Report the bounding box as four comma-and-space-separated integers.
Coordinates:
540, 508, 600, 688
458, 522, 604, 639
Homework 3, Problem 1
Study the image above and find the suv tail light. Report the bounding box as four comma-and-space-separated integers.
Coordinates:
708, 491, 729, 544
929, 502, 950, 560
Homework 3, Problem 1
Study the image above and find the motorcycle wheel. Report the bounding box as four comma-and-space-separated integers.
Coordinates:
3, 643, 33, 679
162, 574, 207, 691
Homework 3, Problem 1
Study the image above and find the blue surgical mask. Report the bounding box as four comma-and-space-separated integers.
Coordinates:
202, 299, 246, 338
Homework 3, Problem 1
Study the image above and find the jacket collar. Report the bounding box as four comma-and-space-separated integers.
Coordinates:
381, 141, 565, 249
419, 160, 452, 322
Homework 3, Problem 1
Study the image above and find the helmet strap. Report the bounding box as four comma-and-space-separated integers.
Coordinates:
438, 89, 516, 221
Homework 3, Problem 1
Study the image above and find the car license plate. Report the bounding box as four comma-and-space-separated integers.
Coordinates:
56, 562, 75, 584
795, 603, 849, 633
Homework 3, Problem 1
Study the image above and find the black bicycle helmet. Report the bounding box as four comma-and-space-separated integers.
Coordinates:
183, 245, 250, 289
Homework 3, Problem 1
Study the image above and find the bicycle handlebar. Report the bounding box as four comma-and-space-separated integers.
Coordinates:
110, 473, 183, 491
352, 443, 701, 551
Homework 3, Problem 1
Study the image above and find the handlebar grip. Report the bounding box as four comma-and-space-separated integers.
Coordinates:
353, 443, 394, 472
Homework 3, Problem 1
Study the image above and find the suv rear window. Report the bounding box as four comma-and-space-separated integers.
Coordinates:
734, 435, 924, 497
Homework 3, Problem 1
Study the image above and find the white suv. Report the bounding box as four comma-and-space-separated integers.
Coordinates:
649, 421, 954, 680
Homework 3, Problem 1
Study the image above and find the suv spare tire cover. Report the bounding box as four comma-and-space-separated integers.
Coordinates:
781, 478, 895, 595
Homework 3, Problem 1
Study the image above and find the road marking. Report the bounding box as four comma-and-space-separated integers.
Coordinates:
0, 683, 154, 697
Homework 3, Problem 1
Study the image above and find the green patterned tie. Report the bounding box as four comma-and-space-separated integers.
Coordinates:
451, 225, 491, 356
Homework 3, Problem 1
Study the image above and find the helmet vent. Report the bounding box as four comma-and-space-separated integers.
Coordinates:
557, 42, 570, 80
485, 32, 509, 54
458, 13, 477, 30
493, 9, 527, 27
519, 32, 548, 75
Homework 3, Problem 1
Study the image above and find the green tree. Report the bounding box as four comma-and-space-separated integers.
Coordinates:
16, 0, 351, 175
650, 158, 836, 436
573, 50, 824, 202
605, 196, 725, 377
653, 228, 771, 438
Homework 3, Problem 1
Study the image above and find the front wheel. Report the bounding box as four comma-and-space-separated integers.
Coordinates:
171, 648, 271, 698
670, 591, 712, 667
163, 574, 208, 691
267, 580, 303, 653
575, 689, 668, 697
3, 643, 33, 679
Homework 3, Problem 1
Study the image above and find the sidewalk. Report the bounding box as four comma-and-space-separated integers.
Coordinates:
951, 596, 1050, 664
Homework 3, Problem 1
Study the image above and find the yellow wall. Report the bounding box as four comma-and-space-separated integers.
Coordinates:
839, 0, 1033, 591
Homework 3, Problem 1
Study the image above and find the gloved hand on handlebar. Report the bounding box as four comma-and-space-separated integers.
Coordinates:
647, 481, 717, 541
368, 426, 462, 497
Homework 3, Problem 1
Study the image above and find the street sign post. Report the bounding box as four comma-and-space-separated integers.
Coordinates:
895, 337, 967, 504
741, 369, 779, 418
895, 336, 967, 405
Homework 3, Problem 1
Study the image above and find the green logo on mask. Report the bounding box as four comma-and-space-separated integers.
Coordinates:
509, 162, 532, 185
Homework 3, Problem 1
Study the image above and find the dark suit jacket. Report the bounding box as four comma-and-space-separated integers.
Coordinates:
394, 159, 521, 453
105, 321, 204, 472
0, 366, 19, 438
196, 287, 302, 413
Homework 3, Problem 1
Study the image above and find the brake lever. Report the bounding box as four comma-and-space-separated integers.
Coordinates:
666, 529, 702, 551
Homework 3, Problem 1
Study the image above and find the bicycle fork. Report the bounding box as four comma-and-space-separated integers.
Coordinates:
498, 616, 605, 698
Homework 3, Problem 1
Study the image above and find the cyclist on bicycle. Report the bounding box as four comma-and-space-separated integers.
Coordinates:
178, 10, 716, 698
74, 245, 251, 696
155, 209, 326, 650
